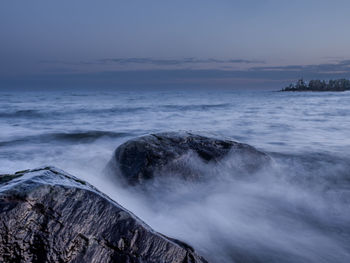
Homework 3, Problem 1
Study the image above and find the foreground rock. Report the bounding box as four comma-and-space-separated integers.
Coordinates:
108, 132, 270, 185
0, 167, 207, 263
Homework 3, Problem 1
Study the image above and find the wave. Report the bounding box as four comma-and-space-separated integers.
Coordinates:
0, 110, 44, 118
160, 103, 231, 111
0, 106, 149, 119
95, 106, 148, 114
114, 149, 350, 263
0, 104, 229, 119
0, 131, 129, 146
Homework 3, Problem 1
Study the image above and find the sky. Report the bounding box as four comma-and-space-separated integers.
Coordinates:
1, 0, 350, 90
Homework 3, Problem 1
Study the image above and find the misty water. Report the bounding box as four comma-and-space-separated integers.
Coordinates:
1, 90, 350, 263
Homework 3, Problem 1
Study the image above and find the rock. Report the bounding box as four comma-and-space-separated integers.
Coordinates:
107, 132, 270, 185
0, 167, 208, 263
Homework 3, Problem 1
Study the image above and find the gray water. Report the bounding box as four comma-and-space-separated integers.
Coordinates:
1, 90, 350, 262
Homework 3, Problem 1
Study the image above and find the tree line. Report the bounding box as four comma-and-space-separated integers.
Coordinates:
281, 79, 350, 92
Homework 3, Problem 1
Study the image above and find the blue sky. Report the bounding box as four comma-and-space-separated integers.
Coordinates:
1, 0, 350, 90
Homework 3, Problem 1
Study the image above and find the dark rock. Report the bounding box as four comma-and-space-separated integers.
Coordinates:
0, 167, 208, 263
108, 132, 270, 185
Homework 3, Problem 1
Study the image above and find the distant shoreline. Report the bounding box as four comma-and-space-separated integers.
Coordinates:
280, 79, 350, 92
280, 89, 348, 92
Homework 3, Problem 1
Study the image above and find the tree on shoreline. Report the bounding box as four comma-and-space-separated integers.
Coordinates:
282, 78, 350, 91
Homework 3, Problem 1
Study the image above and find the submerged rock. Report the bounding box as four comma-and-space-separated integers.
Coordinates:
107, 132, 270, 185
0, 167, 207, 263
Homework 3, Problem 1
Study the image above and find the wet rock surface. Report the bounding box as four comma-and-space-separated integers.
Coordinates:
108, 132, 270, 185
0, 167, 207, 263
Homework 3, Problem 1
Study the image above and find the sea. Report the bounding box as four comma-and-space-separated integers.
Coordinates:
1, 90, 350, 263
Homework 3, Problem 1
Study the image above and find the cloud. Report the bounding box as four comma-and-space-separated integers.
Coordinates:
39, 58, 350, 76
251, 60, 350, 74
98, 57, 265, 65
40, 57, 265, 67
3, 59, 350, 91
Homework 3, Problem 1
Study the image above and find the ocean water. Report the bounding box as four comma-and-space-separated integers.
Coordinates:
1, 90, 350, 262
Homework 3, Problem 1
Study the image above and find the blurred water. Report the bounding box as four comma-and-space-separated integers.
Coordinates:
1, 90, 350, 262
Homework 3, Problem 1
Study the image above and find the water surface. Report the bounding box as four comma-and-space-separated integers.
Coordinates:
1, 90, 350, 262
